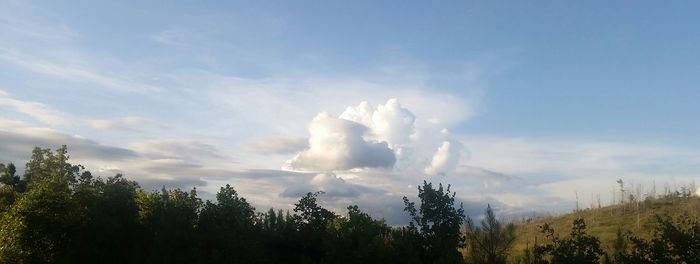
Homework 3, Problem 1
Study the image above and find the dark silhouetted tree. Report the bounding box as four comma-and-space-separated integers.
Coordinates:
403, 181, 466, 263
73, 174, 141, 263
293, 191, 337, 263
138, 187, 202, 263
465, 204, 516, 264
325, 205, 392, 263
197, 184, 261, 263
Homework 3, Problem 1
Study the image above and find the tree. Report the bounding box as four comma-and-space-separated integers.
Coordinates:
325, 205, 392, 263
403, 181, 466, 263
0, 148, 86, 263
138, 187, 202, 263
465, 205, 516, 264
293, 191, 337, 263
0, 163, 23, 212
197, 184, 261, 263
259, 209, 301, 263
534, 218, 603, 264
611, 227, 628, 264
621, 213, 700, 264
73, 174, 141, 263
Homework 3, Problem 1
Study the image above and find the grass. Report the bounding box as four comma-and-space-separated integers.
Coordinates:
507, 195, 700, 259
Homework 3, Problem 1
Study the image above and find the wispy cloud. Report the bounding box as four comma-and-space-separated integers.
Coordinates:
0, 49, 160, 93
0, 89, 68, 126
90, 116, 164, 131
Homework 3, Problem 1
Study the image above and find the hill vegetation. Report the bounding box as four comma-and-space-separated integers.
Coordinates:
511, 193, 700, 255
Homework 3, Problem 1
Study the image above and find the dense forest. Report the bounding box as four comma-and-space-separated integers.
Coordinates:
1, 146, 699, 263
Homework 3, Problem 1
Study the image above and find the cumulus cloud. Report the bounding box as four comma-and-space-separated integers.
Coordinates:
424, 130, 464, 176
284, 99, 468, 177
340, 98, 416, 148
285, 112, 396, 171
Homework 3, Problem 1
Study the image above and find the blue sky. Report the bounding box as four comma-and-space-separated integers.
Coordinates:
1, 0, 699, 222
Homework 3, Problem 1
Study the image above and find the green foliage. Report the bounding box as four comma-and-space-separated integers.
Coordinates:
139, 187, 202, 263
403, 181, 466, 263
74, 174, 142, 263
534, 218, 604, 264
293, 191, 337, 263
325, 205, 392, 263
294, 191, 337, 231
0, 146, 89, 263
0, 165, 84, 262
465, 205, 516, 264
620, 213, 700, 264
0, 163, 22, 212
197, 184, 260, 263
610, 227, 627, 263
511, 192, 700, 259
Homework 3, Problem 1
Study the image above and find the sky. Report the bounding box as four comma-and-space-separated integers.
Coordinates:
1, 0, 700, 223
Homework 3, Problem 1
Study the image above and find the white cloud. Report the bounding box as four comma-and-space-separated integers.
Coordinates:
425, 129, 464, 176
0, 120, 138, 163
129, 139, 225, 161
90, 116, 162, 131
460, 136, 700, 209
284, 112, 396, 171
340, 98, 416, 148
285, 99, 467, 178
207, 71, 482, 137
280, 172, 377, 198
0, 89, 67, 126
0, 50, 160, 93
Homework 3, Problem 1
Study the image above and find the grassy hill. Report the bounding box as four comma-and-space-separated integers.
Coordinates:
508, 195, 700, 258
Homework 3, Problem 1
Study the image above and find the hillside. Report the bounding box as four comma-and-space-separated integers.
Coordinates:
509, 194, 700, 257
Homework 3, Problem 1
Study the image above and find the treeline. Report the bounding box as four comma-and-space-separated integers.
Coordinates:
0, 146, 699, 264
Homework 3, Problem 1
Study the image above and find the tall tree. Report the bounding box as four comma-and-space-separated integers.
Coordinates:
465, 205, 516, 264
293, 191, 337, 263
0, 147, 86, 263
138, 187, 202, 263
403, 181, 466, 263
73, 174, 141, 263
325, 205, 392, 263
197, 184, 261, 263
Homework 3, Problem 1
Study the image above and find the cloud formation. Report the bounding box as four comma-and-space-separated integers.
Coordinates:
0, 120, 138, 162
0, 89, 67, 126
285, 113, 396, 171
285, 99, 466, 177
425, 130, 464, 176
340, 99, 416, 148
280, 172, 379, 198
